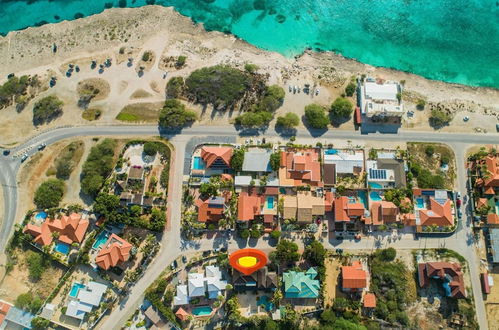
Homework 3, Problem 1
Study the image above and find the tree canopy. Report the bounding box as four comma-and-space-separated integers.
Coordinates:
0, 75, 30, 108
303, 240, 326, 266
81, 139, 116, 198
185, 65, 250, 108
158, 99, 197, 128
304, 104, 329, 129
276, 112, 299, 128
345, 82, 356, 97
165, 76, 184, 99
234, 111, 272, 127
33, 95, 63, 125
272, 239, 300, 264
430, 108, 453, 127
34, 179, 65, 209
270, 152, 281, 171
330, 97, 353, 119
230, 149, 245, 171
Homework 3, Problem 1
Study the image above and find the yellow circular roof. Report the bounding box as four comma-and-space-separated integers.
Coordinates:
238, 256, 258, 268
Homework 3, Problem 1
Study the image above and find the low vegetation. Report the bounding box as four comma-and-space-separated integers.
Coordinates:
276, 112, 299, 128
234, 111, 272, 127
345, 81, 356, 97
32, 95, 64, 125
330, 97, 353, 120
82, 108, 102, 121
158, 99, 197, 128
230, 149, 245, 172
430, 107, 453, 127
408, 142, 455, 189
304, 104, 329, 129
81, 139, 117, 198
26, 251, 48, 281
34, 179, 65, 209
116, 102, 162, 122
15, 291, 43, 313
0, 75, 31, 109
54, 141, 84, 179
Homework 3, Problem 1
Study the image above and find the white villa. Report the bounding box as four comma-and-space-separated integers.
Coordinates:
360, 78, 404, 118
66, 281, 107, 320
173, 266, 227, 306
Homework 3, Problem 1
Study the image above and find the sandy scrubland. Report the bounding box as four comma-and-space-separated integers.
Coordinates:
0, 6, 497, 146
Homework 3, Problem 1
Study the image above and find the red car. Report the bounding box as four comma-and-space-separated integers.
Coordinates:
456, 199, 462, 207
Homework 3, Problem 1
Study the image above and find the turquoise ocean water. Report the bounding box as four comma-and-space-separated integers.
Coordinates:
0, 0, 498, 88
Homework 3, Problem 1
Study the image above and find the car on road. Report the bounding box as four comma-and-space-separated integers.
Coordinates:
456, 191, 461, 199
2, 150, 10, 156
458, 210, 462, 219
171, 260, 178, 269
457, 199, 462, 208
20, 153, 28, 162
37, 143, 46, 150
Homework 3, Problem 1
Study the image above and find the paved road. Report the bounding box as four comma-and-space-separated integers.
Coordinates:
1, 125, 497, 329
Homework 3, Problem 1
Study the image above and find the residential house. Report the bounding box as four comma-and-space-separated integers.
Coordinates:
363, 293, 376, 309
232, 267, 278, 291
360, 79, 404, 118
201, 146, 233, 169
196, 196, 226, 223
418, 262, 466, 298
95, 234, 133, 270
476, 156, 499, 195
145, 306, 167, 329
0, 302, 35, 329
66, 281, 108, 320
323, 150, 364, 186
237, 191, 263, 222
341, 261, 367, 293
366, 201, 399, 227
282, 192, 325, 223
24, 213, 89, 247
334, 196, 365, 226
175, 307, 190, 322
242, 149, 272, 173
128, 166, 145, 182
414, 190, 454, 228
283, 268, 320, 299
488, 228, 499, 263
279, 149, 322, 187
366, 158, 406, 189
173, 266, 227, 306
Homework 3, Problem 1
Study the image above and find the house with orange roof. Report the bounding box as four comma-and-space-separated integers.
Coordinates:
413, 190, 455, 229
196, 196, 227, 223
23, 213, 89, 248
418, 262, 466, 298
341, 261, 367, 293
237, 191, 263, 222
363, 293, 376, 309
334, 196, 365, 230
278, 148, 323, 187
201, 146, 233, 169
366, 201, 399, 227
476, 156, 499, 196
95, 234, 133, 270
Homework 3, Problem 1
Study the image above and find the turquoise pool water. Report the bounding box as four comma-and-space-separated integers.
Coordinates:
35, 211, 47, 221
416, 197, 425, 209
369, 182, 383, 189
358, 191, 368, 208
324, 149, 338, 155
369, 191, 382, 202
192, 156, 206, 170
0, 1, 497, 88
92, 231, 109, 250
54, 241, 70, 254
69, 282, 85, 298
257, 295, 274, 311
192, 306, 212, 316
267, 196, 274, 209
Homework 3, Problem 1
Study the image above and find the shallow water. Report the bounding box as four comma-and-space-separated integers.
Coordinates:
1, 0, 498, 88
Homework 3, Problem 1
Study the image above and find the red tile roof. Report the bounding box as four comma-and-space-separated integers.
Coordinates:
334, 196, 365, 222
419, 198, 453, 227
477, 198, 489, 209
363, 293, 376, 308
279, 149, 322, 187
24, 213, 89, 246
201, 147, 233, 168
342, 261, 367, 289
0, 301, 12, 326
95, 234, 132, 270
418, 262, 466, 298
488, 214, 499, 225
196, 197, 226, 223
484, 156, 499, 190
175, 307, 190, 321
237, 192, 263, 221
370, 201, 398, 225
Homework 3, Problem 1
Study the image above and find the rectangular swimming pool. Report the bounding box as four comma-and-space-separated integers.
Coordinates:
69, 282, 85, 298
416, 197, 425, 209
267, 196, 274, 209
192, 306, 212, 316
369, 191, 382, 202
54, 242, 70, 254
92, 231, 110, 250
192, 156, 206, 170
369, 182, 383, 189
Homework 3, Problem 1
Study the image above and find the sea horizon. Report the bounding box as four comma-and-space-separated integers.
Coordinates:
0, 0, 498, 89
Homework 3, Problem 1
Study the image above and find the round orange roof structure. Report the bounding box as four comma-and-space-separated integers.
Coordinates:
229, 248, 268, 275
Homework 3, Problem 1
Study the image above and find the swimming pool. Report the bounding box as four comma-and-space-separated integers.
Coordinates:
54, 242, 70, 254
267, 196, 274, 209
69, 283, 85, 298
358, 191, 368, 208
369, 191, 382, 202
192, 156, 206, 170
35, 211, 47, 221
92, 231, 110, 250
416, 198, 425, 209
257, 296, 274, 311
192, 306, 212, 316
368, 182, 383, 189
324, 149, 338, 155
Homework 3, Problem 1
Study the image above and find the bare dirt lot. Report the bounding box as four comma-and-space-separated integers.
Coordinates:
323, 257, 346, 308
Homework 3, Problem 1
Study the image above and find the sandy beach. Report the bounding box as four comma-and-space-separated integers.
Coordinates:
0, 6, 498, 146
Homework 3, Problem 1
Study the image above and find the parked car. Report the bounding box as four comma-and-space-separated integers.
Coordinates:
456, 191, 462, 199
2, 150, 10, 156
458, 210, 463, 219
182, 256, 187, 263
37, 143, 46, 150
20, 153, 28, 162
457, 199, 462, 208
171, 260, 178, 269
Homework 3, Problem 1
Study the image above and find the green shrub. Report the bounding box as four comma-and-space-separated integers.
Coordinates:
276, 112, 299, 128
441, 154, 450, 165
34, 179, 65, 209
234, 111, 272, 127
270, 230, 281, 240
255, 85, 285, 112
26, 252, 48, 281
304, 104, 329, 129
430, 108, 453, 126
374, 248, 396, 262
230, 149, 245, 172
239, 229, 250, 239
330, 97, 353, 119
165, 77, 184, 99
270, 152, 280, 171
0, 75, 30, 108
185, 65, 249, 108
176, 56, 187, 68
345, 82, 356, 97
425, 145, 435, 157
31, 317, 50, 330
158, 99, 196, 128
81, 139, 116, 198
244, 63, 259, 73
143, 141, 159, 156
33, 95, 63, 125
416, 99, 426, 110
142, 51, 152, 62
55, 141, 83, 179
